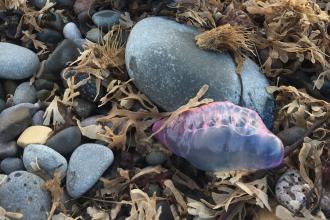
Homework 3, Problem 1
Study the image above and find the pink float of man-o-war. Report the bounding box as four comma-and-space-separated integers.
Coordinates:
152, 101, 284, 172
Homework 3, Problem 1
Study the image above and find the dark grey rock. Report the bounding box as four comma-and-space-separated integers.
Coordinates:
0, 171, 51, 220
47, 12, 64, 31
0, 103, 39, 142
0, 43, 40, 80
146, 183, 162, 197
157, 200, 174, 220
74, 98, 96, 118
45, 39, 80, 75
0, 158, 25, 174
36, 28, 63, 44
277, 126, 306, 146
34, 79, 55, 91
0, 83, 5, 100
3, 80, 17, 96
0, 141, 18, 159
32, 110, 45, 125
73, 38, 87, 50
66, 143, 114, 198
92, 10, 121, 31
63, 22, 82, 40
55, 0, 74, 8
125, 17, 275, 128
0, 99, 5, 113
23, 144, 68, 179
86, 28, 104, 43
145, 150, 167, 166
46, 126, 81, 154
29, 0, 46, 8
13, 82, 37, 105
36, 89, 51, 101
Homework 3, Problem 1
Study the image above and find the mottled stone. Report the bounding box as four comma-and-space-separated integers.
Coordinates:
66, 143, 114, 198
46, 126, 81, 154
13, 82, 37, 105
125, 17, 275, 128
17, 126, 53, 148
0, 171, 51, 220
73, 98, 96, 118
23, 144, 68, 179
0, 43, 40, 80
0, 158, 25, 174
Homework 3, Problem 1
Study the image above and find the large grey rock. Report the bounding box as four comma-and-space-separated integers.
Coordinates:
23, 144, 68, 179
46, 126, 81, 154
0, 158, 25, 174
0, 171, 51, 220
66, 143, 114, 198
0, 103, 39, 142
125, 17, 275, 128
0, 43, 40, 80
13, 82, 37, 105
45, 39, 80, 75
0, 141, 18, 159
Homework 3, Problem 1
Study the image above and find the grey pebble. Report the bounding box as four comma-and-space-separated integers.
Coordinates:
0, 43, 40, 80
0, 103, 39, 142
13, 82, 37, 105
66, 143, 114, 198
92, 10, 121, 31
46, 126, 81, 154
0, 171, 51, 220
29, 0, 46, 8
63, 22, 82, 40
86, 28, 104, 43
0, 141, 18, 159
45, 39, 80, 75
23, 144, 68, 179
36, 89, 51, 101
125, 17, 275, 128
145, 150, 167, 166
0, 158, 25, 174
34, 79, 55, 91
74, 98, 96, 118
36, 28, 63, 45
277, 126, 306, 146
32, 110, 45, 125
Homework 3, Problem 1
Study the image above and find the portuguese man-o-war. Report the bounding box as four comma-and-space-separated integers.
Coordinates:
152, 101, 284, 171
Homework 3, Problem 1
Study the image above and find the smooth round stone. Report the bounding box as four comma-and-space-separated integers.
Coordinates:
92, 10, 121, 31
145, 150, 168, 166
17, 126, 53, 148
13, 82, 37, 105
0, 99, 6, 113
0, 43, 40, 80
45, 39, 80, 75
0, 103, 39, 142
32, 110, 45, 125
46, 126, 81, 154
23, 144, 68, 179
63, 22, 82, 40
125, 17, 275, 128
29, 0, 46, 8
74, 98, 95, 118
66, 143, 114, 198
86, 28, 104, 43
0, 171, 51, 220
277, 126, 306, 146
0, 141, 18, 159
34, 79, 54, 91
0, 158, 25, 174
36, 28, 63, 44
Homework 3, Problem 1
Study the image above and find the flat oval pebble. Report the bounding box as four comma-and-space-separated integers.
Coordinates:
0, 157, 25, 174
276, 169, 311, 214
0, 103, 39, 142
126, 17, 275, 128
63, 22, 82, 40
17, 126, 53, 148
46, 126, 81, 154
92, 10, 121, 31
13, 82, 37, 105
0, 171, 51, 220
23, 144, 68, 179
66, 143, 114, 198
153, 101, 283, 171
0, 43, 40, 80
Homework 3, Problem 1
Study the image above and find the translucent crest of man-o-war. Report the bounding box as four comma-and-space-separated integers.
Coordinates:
152, 101, 284, 171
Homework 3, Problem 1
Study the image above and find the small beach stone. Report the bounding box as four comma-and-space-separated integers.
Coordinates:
32, 110, 45, 125
276, 169, 311, 213
0, 103, 39, 142
36, 28, 63, 45
13, 82, 37, 105
29, 0, 46, 8
36, 89, 51, 101
0, 43, 40, 80
34, 79, 55, 91
92, 10, 121, 31
46, 126, 81, 154
45, 39, 80, 75
17, 126, 53, 148
74, 98, 96, 118
86, 28, 104, 43
0, 141, 18, 159
66, 143, 114, 198
0, 158, 25, 174
277, 127, 307, 146
63, 22, 82, 40
0, 171, 51, 220
145, 150, 168, 166
125, 17, 275, 128
23, 144, 68, 179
